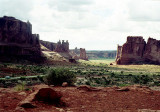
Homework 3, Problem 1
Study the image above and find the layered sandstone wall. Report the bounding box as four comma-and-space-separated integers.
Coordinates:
0, 16, 41, 61
55, 40, 69, 52
143, 38, 160, 64
40, 40, 69, 53
120, 36, 146, 64
40, 40, 57, 51
116, 36, 160, 65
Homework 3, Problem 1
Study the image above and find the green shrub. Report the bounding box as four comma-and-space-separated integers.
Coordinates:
14, 81, 26, 91
44, 68, 76, 86
77, 69, 82, 73
153, 81, 160, 86
118, 83, 130, 87
85, 81, 91, 85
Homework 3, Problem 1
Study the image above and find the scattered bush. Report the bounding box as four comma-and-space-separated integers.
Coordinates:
44, 68, 76, 86
14, 81, 27, 91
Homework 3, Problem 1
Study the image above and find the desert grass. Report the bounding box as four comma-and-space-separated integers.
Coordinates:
79, 59, 115, 66
113, 65, 160, 73
80, 59, 160, 73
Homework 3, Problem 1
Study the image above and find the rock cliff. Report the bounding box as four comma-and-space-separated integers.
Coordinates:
40, 40, 57, 51
70, 48, 88, 60
116, 36, 160, 65
0, 16, 41, 62
55, 40, 69, 52
115, 45, 122, 63
79, 48, 88, 60
40, 40, 69, 53
143, 38, 160, 64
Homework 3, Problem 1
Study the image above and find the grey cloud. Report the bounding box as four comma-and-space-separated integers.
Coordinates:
48, 0, 92, 12
0, 0, 34, 21
128, 0, 160, 21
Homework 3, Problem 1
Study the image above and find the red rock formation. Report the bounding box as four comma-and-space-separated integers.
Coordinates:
19, 85, 62, 108
116, 36, 160, 65
115, 45, 122, 64
70, 47, 88, 60
79, 48, 88, 60
0, 16, 41, 62
40, 40, 57, 51
144, 37, 160, 64
55, 40, 69, 52
116, 36, 146, 64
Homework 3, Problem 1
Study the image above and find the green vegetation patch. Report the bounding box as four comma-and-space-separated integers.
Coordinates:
44, 67, 77, 86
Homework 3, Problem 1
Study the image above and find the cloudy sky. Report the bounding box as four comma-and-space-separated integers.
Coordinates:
0, 0, 160, 50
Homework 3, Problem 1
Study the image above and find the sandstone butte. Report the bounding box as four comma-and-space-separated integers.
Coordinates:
0, 16, 42, 62
116, 36, 160, 65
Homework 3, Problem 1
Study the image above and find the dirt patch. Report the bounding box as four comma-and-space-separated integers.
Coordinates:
0, 85, 160, 112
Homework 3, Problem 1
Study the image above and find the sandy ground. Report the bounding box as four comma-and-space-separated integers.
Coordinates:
0, 85, 160, 112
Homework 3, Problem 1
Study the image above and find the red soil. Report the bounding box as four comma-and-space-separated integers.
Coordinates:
0, 85, 160, 112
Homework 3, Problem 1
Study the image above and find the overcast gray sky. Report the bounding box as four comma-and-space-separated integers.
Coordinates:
0, 0, 160, 50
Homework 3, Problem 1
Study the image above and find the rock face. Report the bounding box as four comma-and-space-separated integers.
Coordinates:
116, 36, 160, 65
55, 40, 69, 52
0, 16, 41, 62
70, 48, 88, 60
115, 45, 122, 63
40, 40, 75, 63
143, 38, 160, 64
79, 48, 88, 60
71, 48, 116, 60
40, 40, 57, 51
40, 40, 69, 53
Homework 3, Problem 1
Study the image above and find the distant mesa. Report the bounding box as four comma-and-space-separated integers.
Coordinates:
116, 36, 160, 65
70, 47, 88, 60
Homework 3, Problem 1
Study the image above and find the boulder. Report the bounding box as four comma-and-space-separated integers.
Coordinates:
18, 86, 62, 108
62, 82, 68, 87
77, 85, 101, 91
34, 88, 62, 103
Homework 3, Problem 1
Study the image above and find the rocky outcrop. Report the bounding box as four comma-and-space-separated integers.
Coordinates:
116, 36, 146, 64
143, 38, 160, 64
115, 45, 122, 63
40, 40, 69, 53
40, 40, 57, 51
19, 85, 62, 108
116, 36, 160, 65
40, 40, 76, 63
71, 48, 117, 60
70, 48, 88, 60
0, 16, 41, 62
79, 48, 88, 60
55, 40, 69, 52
